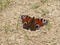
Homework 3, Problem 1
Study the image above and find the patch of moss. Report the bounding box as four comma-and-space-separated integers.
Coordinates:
0, 0, 10, 10
46, 22, 52, 30
41, 9, 48, 16
32, 4, 39, 9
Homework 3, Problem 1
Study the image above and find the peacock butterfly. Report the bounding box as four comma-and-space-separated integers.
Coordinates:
21, 15, 48, 31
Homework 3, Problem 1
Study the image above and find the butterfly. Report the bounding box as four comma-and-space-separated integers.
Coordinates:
21, 15, 48, 31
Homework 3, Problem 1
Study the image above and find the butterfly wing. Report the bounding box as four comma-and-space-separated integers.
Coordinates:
21, 15, 31, 30
34, 18, 48, 30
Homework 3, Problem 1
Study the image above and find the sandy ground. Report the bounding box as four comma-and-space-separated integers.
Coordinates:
0, 0, 60, 45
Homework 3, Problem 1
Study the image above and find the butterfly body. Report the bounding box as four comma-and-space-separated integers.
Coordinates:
21, 15, 48, 31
